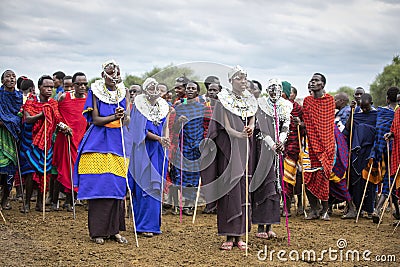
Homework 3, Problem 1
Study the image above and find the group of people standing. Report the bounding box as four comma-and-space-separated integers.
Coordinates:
1, 62, 400, 251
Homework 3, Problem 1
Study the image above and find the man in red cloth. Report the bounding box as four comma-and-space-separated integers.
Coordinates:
302, 73, 335, 220
52, 72, 88, 211
385, 107, 400, 209
21, 75, 71, 212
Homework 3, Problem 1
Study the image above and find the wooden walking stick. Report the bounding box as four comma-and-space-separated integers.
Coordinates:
67, 136, 76, 219
192, 176, 201, 224
347, 108, 354, 189
0, 209, 6, 223
118, 101, 139, 247
392, 219, 400, 235
297, 124, 307, 219
355, 162, 373, 223
14, 140, 26, 215
42, 118, 47, 221
387, 141, 393, 213
377, 162, 400, 228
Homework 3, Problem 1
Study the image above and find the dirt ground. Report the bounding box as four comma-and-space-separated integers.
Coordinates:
0, 197, 399, 267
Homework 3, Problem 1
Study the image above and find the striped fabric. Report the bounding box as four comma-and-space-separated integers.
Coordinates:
171, 100, 206, 188
390, 109, 400, 188
303, 94, 335, 201
370, 107, 394, 163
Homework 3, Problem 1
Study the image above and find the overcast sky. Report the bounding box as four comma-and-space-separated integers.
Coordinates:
1, 0, 399, 97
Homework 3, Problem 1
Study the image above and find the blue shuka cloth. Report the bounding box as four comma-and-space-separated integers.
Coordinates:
0, 88, 23, 139
369, 107, 394, 163
350, 110, 378, 175
128, 105, 168, 234
171, 101, 205, 189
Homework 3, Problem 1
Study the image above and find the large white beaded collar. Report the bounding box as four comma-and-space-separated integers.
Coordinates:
91, 78, 126, 104
258, 96, 293, 122
134, 94, 169, 124
218, 88, 258, 119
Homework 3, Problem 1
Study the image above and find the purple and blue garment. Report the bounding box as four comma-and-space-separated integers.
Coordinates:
128, 105, 167, 234
330, 125, 351, 202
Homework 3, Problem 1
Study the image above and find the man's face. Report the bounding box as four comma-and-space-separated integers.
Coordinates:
360, 99, 372, 113
231, 73, 247, 95
289, 88, 296, 101
309, 74, 324, 92
63, 79, 73, 92
2, 70, 16, 90
174, 82, 186, 98
334, 95, 343, 109
129, 85, 141, 100
354, 88, 364, 105
53, 75, 62, 88
185, 82, 199, 100
40, 79, 54, 98
396, 93, 400, 106
158, 84, 168, 97
73, 75, 88, 96
207, 83, 220, 99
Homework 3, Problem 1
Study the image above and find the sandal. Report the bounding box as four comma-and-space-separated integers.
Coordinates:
220, 241, 233, 251
267, 230, 277, 239
112, 234, 128, 244
255, 232, 269, 239
141, 232, 154, 238
91, 237, 105, 245
234, 241, 248, 251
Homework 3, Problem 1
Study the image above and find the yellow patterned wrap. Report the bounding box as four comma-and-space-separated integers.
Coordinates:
78, 152, 129, 177
283, 157, 297, 186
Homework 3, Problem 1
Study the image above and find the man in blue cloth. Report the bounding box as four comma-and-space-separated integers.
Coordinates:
344, 93, 377, 218
0, 70, 23, 210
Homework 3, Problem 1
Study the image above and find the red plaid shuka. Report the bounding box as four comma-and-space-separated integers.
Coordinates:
285, 100, 304, 161
303, 94, 335, 201
391, 108, 400, 188
23, 97, 63, 152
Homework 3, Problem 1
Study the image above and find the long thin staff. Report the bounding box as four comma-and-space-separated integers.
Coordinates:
179, 123, 184, 223
297, 125, 307, 218
355, 163, 373, 223
347, 108, 354, 189
0, 209, 6, 223
160, 147, 167, 221
67, 136, 76, 219
42, 118, 47, 221
274, 104, 290, 246
387, 141, 393, 213
392, 220, 400, 235
118, 102, 139, 247
14, 140, 26, 215
378, 162, 400, 228
192, 176, 201, 224
245, 116, 249, 256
